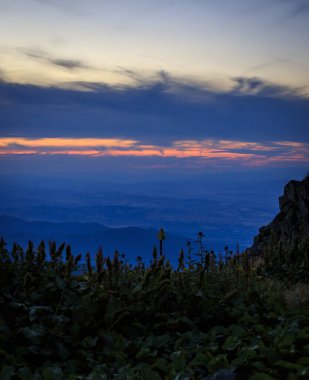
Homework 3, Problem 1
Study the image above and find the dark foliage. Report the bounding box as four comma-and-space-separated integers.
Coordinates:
0, 238, 308, 379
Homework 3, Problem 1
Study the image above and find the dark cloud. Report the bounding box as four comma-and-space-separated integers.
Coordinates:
232, 76, 304, 97
270, 0, 309, 18
20, 47, 89, 71
50, 58, 87, 70
233, 77, 265, 94
0, 75, 308, 145
114, 68, 219, 103
289, 0, 309, 18
0, 69, 5, 82
249, 0, 309, 21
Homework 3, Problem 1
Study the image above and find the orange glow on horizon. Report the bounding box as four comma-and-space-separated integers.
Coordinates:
0, 137, 308, 166
0, 137, 138, 148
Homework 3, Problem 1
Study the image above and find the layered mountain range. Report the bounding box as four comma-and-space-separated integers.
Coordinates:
0, 215, 189, 265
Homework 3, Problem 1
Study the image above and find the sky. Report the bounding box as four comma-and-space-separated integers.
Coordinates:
0, 0, 308, 196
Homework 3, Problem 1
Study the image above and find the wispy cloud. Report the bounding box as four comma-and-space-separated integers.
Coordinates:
19, 47, 90, 71
33, 0, 86, 16
246, 58, 291, 74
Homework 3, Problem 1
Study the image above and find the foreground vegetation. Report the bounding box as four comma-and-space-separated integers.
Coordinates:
0, 237, 308, 379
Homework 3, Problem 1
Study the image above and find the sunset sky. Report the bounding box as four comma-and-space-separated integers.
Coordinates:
0, 0, 308, 178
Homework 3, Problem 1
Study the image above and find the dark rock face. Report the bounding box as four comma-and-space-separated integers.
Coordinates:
249, 176, 309, 258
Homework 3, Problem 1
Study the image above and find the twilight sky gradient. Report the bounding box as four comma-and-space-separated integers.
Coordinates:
0, 0, 308, 176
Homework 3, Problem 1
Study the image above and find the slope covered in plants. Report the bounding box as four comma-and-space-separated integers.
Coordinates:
0, 238, 308, 380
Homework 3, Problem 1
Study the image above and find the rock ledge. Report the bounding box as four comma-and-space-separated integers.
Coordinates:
249, 176, 309, 258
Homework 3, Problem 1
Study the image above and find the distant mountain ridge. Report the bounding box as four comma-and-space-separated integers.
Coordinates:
0, 215, 189, 265
0, 215, 109, 234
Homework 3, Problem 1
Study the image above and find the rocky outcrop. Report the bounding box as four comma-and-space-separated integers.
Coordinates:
249, 176, 309, 259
